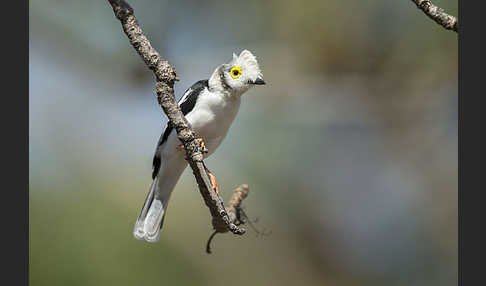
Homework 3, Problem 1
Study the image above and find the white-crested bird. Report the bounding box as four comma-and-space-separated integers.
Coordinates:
134, 50, 265, 243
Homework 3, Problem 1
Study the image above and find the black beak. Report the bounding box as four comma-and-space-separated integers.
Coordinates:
252, 77, 266, 85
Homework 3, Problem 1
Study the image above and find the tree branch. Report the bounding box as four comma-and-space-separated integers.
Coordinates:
206, 184, 250, 254
410, 0, 458, 32
107, 0, 247, 238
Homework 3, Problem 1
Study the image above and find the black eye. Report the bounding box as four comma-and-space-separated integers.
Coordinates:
232, 70, 239, 76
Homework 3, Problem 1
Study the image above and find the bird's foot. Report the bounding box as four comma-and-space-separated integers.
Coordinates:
196, 137, 208, 153
176, 138, 208, 153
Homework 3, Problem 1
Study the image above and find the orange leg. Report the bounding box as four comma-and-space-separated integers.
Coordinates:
205, 167, 219, 194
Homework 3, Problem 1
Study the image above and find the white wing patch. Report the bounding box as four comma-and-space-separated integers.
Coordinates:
178, 88, 193, 105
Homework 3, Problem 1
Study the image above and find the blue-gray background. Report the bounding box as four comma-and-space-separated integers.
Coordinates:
29, 1, 457, 285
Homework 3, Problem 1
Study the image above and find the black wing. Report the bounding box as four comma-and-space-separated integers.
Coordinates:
151, 80, 209, 179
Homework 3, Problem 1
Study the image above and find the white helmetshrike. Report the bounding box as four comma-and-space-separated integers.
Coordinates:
134, 50, 265, 243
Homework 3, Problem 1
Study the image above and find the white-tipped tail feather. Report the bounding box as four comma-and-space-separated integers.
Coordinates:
133, 177, 166, 243
142, 199, 164, 242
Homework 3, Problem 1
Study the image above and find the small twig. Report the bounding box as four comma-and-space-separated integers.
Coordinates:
410, 0, 458, 32
107, 0, 247, 238
207, 184, 259, 254
206, 231, 218, 254
220, 184, 249, 230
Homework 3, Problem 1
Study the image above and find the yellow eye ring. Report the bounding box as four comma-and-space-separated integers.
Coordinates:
230, 66, 242, 79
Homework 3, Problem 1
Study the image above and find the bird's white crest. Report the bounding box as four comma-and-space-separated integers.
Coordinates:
208, 49, 264, 95
230, 49, 263, 81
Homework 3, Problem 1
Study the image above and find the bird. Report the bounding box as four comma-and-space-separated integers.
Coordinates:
133, 50, 265, 243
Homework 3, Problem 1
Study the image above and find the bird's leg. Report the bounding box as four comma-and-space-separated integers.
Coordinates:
204, 165, 219, 195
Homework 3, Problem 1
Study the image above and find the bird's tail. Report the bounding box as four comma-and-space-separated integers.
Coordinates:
133, 177, 166, 243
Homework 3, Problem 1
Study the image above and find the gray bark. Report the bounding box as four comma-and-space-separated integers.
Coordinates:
411, 0, 458, 32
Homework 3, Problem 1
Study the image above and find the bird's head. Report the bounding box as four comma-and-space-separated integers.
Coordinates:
209, 50, 265, 95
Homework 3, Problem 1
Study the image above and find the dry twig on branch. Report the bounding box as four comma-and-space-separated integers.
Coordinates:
206, 184, 249, 253
410, 0, 458, 32
107, 0, 249, 248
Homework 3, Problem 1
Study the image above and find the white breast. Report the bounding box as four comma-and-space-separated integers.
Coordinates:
185, 88, 241, 157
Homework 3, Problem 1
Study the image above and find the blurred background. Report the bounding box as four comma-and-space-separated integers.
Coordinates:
29, 0, 457, 285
